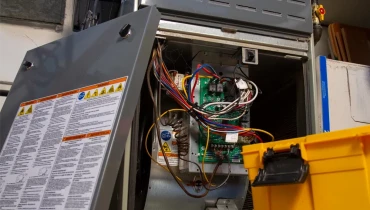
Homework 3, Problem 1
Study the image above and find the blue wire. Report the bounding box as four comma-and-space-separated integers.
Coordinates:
188, 64, 217, 101
202, 117, 235, 129
201, 64, 217, 74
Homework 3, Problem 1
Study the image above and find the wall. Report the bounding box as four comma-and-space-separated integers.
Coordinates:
321, 0, 370, 29
0, 0, 74, 111
314, 26, 330, 57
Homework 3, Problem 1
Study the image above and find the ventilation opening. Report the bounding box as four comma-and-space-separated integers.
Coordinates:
209, 0, 230, 7
236, 5, 257, 12
262, 10, 282, 17
287, 0, 306, 6
288, 15, 306, 21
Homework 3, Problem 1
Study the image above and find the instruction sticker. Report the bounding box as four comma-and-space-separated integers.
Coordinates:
157, 128, 178, 166
0, 77, 128, 210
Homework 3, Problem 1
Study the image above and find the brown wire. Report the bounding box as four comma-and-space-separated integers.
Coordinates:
146, 49, 220, 198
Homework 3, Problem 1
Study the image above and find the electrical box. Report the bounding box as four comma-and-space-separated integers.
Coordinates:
0, 5, 314, 210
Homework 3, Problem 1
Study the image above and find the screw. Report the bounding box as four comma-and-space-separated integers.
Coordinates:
119, 24, 131, 39
22, 61, 33, 70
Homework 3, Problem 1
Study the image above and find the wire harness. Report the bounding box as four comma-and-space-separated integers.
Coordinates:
145, 42, 275, 197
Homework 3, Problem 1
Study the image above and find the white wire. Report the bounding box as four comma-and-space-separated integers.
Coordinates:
209, 107, 248, 120
202, 80, 255, 118
208, 150, 231, 191
203, 80, 259, 108
199, 122, 242, 133
203, 92, 245, 117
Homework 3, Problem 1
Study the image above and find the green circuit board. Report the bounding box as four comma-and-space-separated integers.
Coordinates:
197, 78, 243, 164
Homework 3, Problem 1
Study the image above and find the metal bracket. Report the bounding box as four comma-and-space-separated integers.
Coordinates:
206, 199, 238, 210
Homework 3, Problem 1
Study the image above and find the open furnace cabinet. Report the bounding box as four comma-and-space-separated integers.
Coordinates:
112, 6, 319, 210
0, 6, 319, 210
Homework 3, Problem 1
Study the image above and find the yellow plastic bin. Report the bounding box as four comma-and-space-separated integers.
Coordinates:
241, 125, 370, 210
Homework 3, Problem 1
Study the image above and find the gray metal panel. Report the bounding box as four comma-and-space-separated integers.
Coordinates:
0, 6, 161, 210
157, 20, 309, 57
145, 166, 248, 210
141, 0, 312, 34
0, 0, 66, 24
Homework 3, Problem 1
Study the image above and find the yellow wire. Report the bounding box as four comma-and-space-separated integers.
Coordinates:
145, 109, 186, 182
202, 126, 211, 184
180, 75, 275, 141
144, 104, 274, 185
182, 75, 191, 99
181, 75, 212, 99
243, 128, 275, 141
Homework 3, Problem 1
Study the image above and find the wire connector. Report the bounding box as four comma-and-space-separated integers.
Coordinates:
235, 79, 249, 90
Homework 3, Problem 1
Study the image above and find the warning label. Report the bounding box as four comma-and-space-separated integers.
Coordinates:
157, 129, 178, 166
0, 77, 128, 210
162, 142, 171, 152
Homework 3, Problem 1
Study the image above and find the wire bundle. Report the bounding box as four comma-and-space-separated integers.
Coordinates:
145, 43, 275, 197
153, 44, 274, 141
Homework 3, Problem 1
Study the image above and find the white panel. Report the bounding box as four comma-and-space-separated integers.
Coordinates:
347, 66, 370, 123
325, 59, 370, 131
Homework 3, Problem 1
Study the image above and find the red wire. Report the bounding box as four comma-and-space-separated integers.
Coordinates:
252, 133, 263, 143
191, 73, 199, 103
202, 67, 220, 79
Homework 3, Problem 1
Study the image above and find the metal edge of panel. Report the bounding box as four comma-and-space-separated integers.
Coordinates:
304, 34, 321, 134
121, 128, 132, 209
157, 20, 309, 55
157, 31, 308, 57
159, 14, 310, 41
91, 7, 161, 210
126, 101, 141, 210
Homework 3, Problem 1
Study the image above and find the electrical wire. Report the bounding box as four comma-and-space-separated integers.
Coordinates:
146, 50, 220, 198
144, 109, 185, 182
200, 126, 231, 190
152, 43, 275, 142
144, 112, 231, 190
202, 126, 211, 184
233, 64, 249, 80
205, 156, 231, 191
144, 45, 278, 197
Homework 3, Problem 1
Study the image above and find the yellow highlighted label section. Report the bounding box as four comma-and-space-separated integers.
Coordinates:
18, 108, 24, 116
162, 142, 171, 153
108, 85, 114, 93
85, 91, 91, 99
116, 83, 123, 92
100, 87, 106, 95
26, 105, 33, 114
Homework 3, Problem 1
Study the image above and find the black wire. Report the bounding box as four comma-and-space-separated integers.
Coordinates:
179, 157, 226, 191
233, 64, 250, 80
189, 50, 203, 63
147, 49, 220, 198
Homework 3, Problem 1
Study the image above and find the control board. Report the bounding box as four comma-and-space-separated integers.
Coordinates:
197, 77, 247, 164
